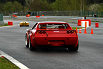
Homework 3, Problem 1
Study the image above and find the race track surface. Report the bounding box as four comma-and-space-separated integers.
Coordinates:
0, 16, 103, 69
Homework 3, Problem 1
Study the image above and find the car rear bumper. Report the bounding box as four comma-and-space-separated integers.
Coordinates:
20, 25, 29, 26
20, 23, 29, 26
33, 36, 78, 47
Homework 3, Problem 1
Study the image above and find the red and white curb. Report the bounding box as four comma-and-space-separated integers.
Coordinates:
0, 50, 29, 69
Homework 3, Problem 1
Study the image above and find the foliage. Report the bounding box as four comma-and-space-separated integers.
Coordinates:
3, 2, 13, 12
0, 0, 103, 12
51, 0, 70, 11
51, 0, 86, 11
99, 4, 103, 11
13, 1, 23, 12
88, 3, 103, 12
25, 0, 34, 10
1, 1, 23, 12
30, 0, 52, 11
88, 4, 101, 11
0, 3, 4, 11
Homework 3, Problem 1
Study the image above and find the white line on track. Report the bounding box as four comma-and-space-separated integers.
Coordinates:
0, 50, 29, 69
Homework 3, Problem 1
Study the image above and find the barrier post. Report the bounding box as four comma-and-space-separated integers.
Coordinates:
95, 23, 99, 28
8, 21, 13, 25
85, 22, 87, 28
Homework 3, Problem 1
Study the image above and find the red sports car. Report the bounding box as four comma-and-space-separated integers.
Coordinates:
25, 21, 79, 51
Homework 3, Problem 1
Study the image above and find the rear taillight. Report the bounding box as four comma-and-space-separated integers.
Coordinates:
67, 30, 76, 34
37, 30, 46, 34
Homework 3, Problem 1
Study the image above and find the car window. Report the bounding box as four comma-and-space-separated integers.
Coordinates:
38, 24, 68, 29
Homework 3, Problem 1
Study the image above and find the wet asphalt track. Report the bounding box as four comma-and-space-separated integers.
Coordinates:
0, 16, 103, 69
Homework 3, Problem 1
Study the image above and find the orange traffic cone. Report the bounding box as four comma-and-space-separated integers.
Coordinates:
91, 28, 94, 34
76, 27, 78, 33
79, 28, 82, 33
84, 28, 87, 34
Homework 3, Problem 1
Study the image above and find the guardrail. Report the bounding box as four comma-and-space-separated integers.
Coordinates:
0, 11, 103, 17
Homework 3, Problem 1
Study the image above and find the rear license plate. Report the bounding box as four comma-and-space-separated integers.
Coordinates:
48, 40, 64, 45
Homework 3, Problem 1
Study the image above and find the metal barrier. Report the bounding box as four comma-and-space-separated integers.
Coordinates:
0, 14, 4, 25
0, 14, 3, 21
1, 11, 103, 17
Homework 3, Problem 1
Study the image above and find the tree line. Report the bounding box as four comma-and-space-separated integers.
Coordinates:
0, 0, 103, 12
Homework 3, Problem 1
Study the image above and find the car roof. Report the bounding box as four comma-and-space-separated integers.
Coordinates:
38, 21, 67, 23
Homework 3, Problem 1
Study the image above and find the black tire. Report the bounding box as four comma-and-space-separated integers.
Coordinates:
68, 43, 79, 51
20, 25, 22, 27
29, 37, 35, 51
25, 35, 29, 48
72, 44, 79, 51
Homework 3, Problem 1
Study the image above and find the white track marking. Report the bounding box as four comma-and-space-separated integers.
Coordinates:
0, 50, 29, 69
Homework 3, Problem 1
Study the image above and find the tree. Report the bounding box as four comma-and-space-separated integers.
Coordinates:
25, 0, 34, 10
3, 2, 14, 12
13, 1, 23, 12
47, 0, 55, 3
3, 1, 23, 12
51, 0, 85, 11
88, 4, 102, 11
0, 3, 4, 11
51, 0, 69, 11
30, 0, 52, 11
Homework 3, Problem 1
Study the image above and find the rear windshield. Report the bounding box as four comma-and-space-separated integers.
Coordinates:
38, 23, 69, 29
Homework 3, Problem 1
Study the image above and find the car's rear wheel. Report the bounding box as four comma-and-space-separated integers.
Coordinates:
72, 44, 79, 51
68, 43, 79, 51
29, 37, 35, 51
25, 35, 29, 48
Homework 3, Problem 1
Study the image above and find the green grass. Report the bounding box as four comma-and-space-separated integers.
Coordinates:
91, 21, 100, 22
0, 57, 19, 69
0, 23, 9, 27
72, 27, 82, 30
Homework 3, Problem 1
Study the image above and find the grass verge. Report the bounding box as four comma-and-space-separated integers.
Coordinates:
91, 21, 100, 22
72, 27, 83, 30
0, 57, 19, 69
0, 23, 9, 27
